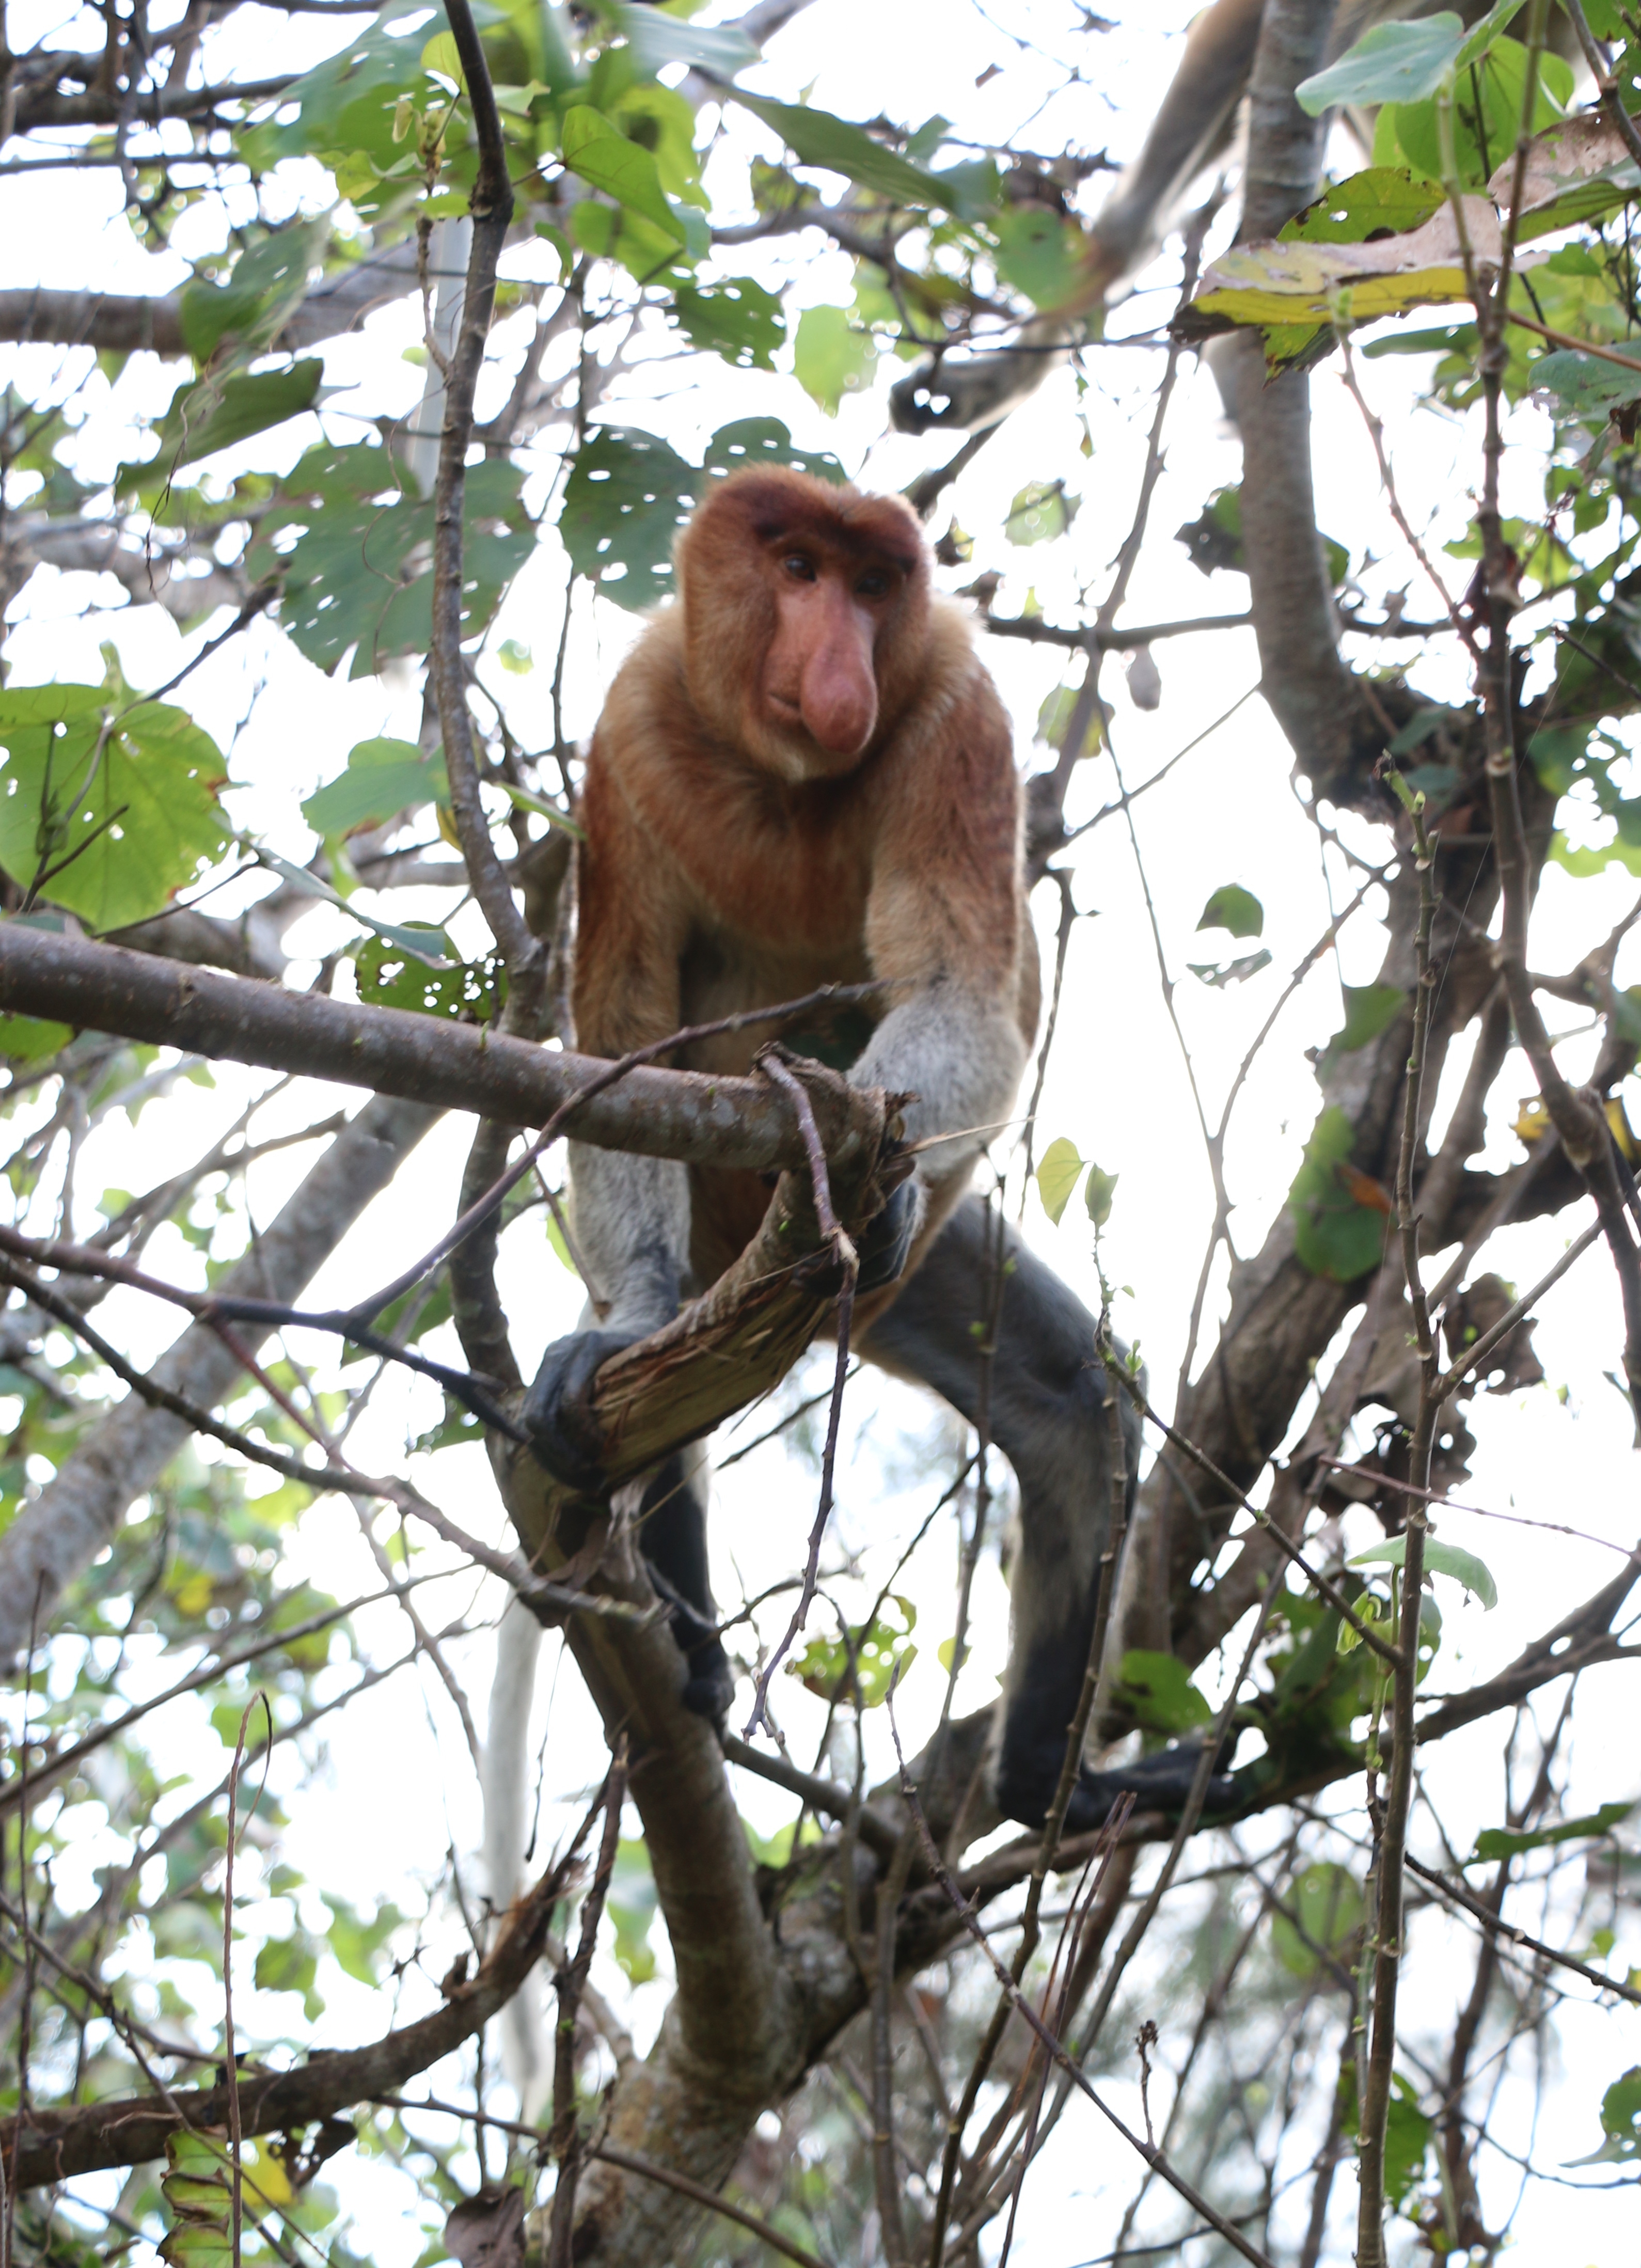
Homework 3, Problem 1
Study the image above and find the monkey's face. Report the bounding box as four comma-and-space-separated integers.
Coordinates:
676, 467, 931, 786
755, 540, 907, 778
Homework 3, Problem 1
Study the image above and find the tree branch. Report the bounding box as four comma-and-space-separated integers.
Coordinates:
0, 925, 881, 1177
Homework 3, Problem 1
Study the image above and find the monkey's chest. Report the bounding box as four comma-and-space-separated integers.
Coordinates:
676, 923, 873, 1080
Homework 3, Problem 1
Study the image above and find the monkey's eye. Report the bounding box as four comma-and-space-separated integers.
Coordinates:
856, 569, 892, 598
782, 553, 817, 581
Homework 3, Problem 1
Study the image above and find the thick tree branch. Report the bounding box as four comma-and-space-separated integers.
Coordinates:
0, 925, 881, 1177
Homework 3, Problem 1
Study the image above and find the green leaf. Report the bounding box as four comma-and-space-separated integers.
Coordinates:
254, 1934, 321, 2018
0, 681, 230, 931
1349, 1534, 1498, 1609
793, 306, 877, 415
609, 1838, 658, 1983
1084, 1164, 1117, 1228
1386, 38, 1573, 197
1288, 1105, 1388, 1283
787, 1595, 917, 1708
1454, 0, 1533, 72
0, 1013, 70, 1060
1529, 341, 1641, 418
1197, 883, 1264, 939
302, 738, 448, 836
1272, 1861, 1364, 1977
1470, 1800, 1634, 1864
1004, 480, 1079, 546
178, 219, 330, 363
321, 1891, 405, 1984
1034, 681, 1102, 757
992, 203, 1084, 309
121, 360, 324, 494
1296, 14, 1470, 113
1036, 1136, 1084, 1225
672, 278, 784, 370
1281, 167, 1445, 244
1588, 2067, 1641, 2163
560, 424, 699, 608
1114, 1649, 1212, 1734
732, 91, 949, 208
562, 105, 686, 243
1333, 981, 1407, 1053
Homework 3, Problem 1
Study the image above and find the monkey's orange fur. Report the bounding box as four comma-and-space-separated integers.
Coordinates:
571, 466, 1039, 1298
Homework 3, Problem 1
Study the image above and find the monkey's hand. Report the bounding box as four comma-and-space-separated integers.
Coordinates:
1061, 1739, 1241, 1837
522, 1328, 636, 1494
856, 1177, 919, 1295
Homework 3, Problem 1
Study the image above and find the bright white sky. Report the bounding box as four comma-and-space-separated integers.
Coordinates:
3, 3, 1640, 2263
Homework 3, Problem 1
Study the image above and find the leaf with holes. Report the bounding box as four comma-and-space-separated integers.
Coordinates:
0, 681, 229, 930
121, 360, 325, 496
356, 932, 504, 1022
560, 426, 699, 610
1115, 1649, 1211, 1733
672, 279, 785, 370
177, 218, 330, 362
787, 1595, 917, 1707
247, 444, 532, 676
700, 417, 844, 486
1281, 167, 1445, 245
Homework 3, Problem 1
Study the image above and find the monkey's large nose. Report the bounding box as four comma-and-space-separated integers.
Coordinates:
800, 626, 878, 758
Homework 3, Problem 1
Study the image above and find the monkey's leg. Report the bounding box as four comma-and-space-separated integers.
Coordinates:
633, 1443, 734, 1723
859, 1195, 1237, 1833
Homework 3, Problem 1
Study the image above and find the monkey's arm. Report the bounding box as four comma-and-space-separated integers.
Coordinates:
850, 652, 1030, 1239
524, 770, 695, 1486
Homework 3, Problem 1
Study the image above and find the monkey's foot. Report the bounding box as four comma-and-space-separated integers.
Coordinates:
522, 1328, 637, 1493
661, 1593, 734, 1723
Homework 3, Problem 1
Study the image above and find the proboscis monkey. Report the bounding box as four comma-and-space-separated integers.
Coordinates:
523, 465, 1233, 1831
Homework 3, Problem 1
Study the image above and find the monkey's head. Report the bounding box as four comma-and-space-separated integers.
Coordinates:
675, 467, 932, 783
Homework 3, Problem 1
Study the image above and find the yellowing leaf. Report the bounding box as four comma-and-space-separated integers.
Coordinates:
1178, 200, 1500, 371
1036, 1137, 1085, 1226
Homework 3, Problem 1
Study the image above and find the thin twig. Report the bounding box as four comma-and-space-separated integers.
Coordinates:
1405, 1856, 1641, 2007
741, 1048, 866, 1734
888, 1724, 1279, 2268
548, 1746, 626, 2265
